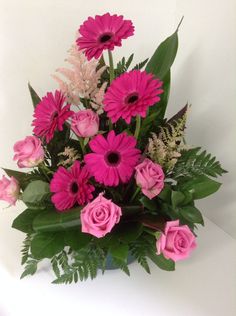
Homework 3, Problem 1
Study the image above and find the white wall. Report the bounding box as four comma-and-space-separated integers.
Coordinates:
0, 0, 235, 238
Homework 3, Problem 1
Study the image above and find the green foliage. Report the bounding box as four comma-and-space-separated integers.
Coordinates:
2, 168, 28, 190
130, 237, 151, 274
132, 58, 149, 70
32, 207, 82, 232
178, 175, 221, 199
12, 208, 42, 233
28, 83, 41, 108
64, 229, 92, 250
148, 253, 175, 271
21, 234, 32, 265
115, 54, 134, 76
172, 147, 227, 180
22, 180, 50, 205
31, 232, 65, 260
52, 245, 106, 284
20, 259, 39, 279
179, 206, 204, 225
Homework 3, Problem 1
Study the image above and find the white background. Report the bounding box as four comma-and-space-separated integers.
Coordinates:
0, 1, 236, 315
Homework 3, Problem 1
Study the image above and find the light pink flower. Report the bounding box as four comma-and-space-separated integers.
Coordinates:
156, 220, 197, 262
81, 193, 122, 238
71, 109, 99, 138
84, 130, 141, 186
77, 13, 134, 60
104, 70, 163, 124
13, 136, 44, 168
0, 176, 19, 206
135, 158, 164, 199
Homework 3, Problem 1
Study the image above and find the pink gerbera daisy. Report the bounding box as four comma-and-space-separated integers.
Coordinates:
50, 161, 95, 211
84, 130, 141, 186
32, 90, 73, 143
104, 70, 163, 124
76, 13, 134, 60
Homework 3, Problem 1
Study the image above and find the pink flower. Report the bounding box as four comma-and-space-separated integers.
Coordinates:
0, 176, 19, 206
84, 130, 141, 186
135, 158, 165, 199
81, 193, 122, 238
50, 161, 95, 211
104, 70, 163, 124
13, 136, 44, 168
71, 109, 99, 138
77, 13, 134, 60
32, 90, 73, 143
156, 220, 197, 262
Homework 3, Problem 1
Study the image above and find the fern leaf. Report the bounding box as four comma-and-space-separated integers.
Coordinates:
20, 259, 39, 279
21, 234, 32, 265
172, 147, 227, 179
132, 58, 149, 70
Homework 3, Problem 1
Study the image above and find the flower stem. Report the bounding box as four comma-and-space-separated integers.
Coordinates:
130, 187, 141, 203
38, 164, 50, 182
134, 115, 141, 139
108, 50, 115, 83
79, 137, 86, 155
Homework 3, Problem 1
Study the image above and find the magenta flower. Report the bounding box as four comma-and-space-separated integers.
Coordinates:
76, 13, 134, 60
104, 70, 163, 124
81, 193, 122, 238
84, 130, 141, 186
32, 90, 73, 143
50, 161, 95, 211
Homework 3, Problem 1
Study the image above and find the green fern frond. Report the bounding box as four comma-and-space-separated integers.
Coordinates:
20, 259, 39, 279
132, 58, 149, 70
21, 234, 32, 265
172, 147, 227, 180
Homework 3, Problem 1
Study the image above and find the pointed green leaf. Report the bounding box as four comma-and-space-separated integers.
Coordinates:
28, 83, 41, 108
22, 180, 50, 204
148, 253, 175, 271
31, 232, 65, 259
64, 229, 92, 250
171, 190, 185, 208
12, 208, 43, 233
180, 206, 204, 225
2, 168, 28, 190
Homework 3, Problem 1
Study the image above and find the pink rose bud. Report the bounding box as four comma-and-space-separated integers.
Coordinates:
81, 193, 122, 238
135, 158, 164, 199
156, 220, 197, 262
71, 109, 99, 138
13, 136, 44, 168
0, 176, 19, 206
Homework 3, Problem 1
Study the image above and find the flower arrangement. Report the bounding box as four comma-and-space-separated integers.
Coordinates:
1, 13, 227, 283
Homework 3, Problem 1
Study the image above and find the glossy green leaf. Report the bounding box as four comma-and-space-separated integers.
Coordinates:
171, 191, 185, 208
145, 30, 178, 80
31, 232, 64, 259
64, 229, 92, 250
158, 184, 172, 203
33, 207, 82, 232
179, 175, 221, 199
180, 206, 204, 225
140, 196, 157, 211
22, 180, 50, 204
28, 83, 41, 108
109, 243, 129, 263
148, 253, 175, 271
12, 208, 42, 233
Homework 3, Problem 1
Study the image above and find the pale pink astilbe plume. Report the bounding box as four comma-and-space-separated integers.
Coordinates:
52, 45, 107, 106
90, 81, 107, 114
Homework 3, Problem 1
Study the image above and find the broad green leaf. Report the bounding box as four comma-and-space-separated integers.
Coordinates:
145, 29, 179, 80
179, 175, 221, 199
109, 243, 129, 263
114, 222, 143, 243
12, 208, 42, 233
140, 196, 157, 211
22, 180, 50, 204
33, 207, 82, 232
171, 191, 185, 208
179, 206, 204, 225
158, 184, 172, 203
2, 168, 28, 190
148, 253, 175, 271
28, 83, 41, 108
64, 229, 92, 250
31, 232, 64, 259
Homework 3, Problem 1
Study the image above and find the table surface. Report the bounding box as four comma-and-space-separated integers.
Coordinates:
0, 204, 236, 316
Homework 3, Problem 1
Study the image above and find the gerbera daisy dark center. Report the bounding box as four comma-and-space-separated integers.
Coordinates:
105, 151, 121, 166
70, 182, 79, 194
99, 33, 113, 43
125, 93, 139, 105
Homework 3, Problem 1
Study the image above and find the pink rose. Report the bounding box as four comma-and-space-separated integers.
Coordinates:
13, 136, 44, 168
81, 193, 122, 238
135, 158, 164, 199
156, 220, 197, 262
71, 109, 99, 138
0, 176, 19, 205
